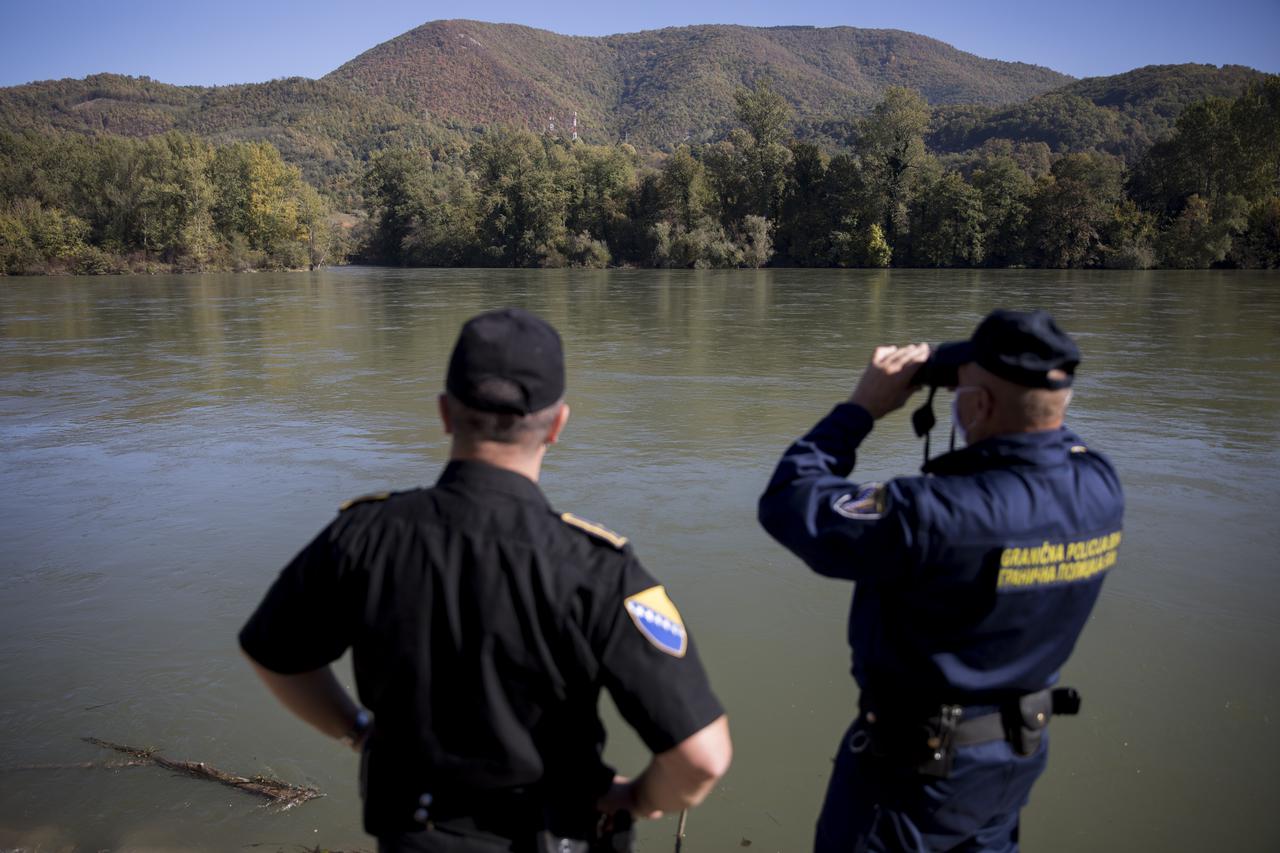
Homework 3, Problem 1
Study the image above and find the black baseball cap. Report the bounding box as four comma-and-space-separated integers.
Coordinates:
446, 308, 565, 414
932, 309, 1079, 389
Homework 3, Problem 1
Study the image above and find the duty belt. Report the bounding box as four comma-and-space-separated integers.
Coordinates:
383, 785, 632, 852
854, 687, 1082, 779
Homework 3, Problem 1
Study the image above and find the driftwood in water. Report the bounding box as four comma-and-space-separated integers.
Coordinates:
246, 846, 372, 853
8, 759, 152, 771
78, 737, 323, 811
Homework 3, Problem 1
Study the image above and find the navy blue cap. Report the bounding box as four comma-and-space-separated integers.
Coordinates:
446, 308, 565, 414
934, 309, 1079, 389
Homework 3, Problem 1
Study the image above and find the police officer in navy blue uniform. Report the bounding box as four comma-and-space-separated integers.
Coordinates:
758, 310, 1123, 852
241, 308, 731, 852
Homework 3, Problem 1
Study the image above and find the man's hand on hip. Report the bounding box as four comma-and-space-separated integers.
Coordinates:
849, 343, 930, 420
597, 775, 664, 821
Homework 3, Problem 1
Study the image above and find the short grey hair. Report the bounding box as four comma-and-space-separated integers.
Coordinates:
445, 392, 562, 446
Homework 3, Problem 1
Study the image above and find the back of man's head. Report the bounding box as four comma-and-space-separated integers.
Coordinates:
444, 393, 564, 447
939, 309, 1080, 441
964, 363, 1072, 432
443, 308, 567, 450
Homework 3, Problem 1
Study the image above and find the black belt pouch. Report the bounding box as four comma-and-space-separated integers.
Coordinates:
1006, 689, 1052, 756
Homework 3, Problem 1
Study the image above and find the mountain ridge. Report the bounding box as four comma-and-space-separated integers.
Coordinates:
0, 20, 1270, 199
323, 20, 1074, 145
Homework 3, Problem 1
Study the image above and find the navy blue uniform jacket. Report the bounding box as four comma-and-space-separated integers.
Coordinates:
758, 403, 1124, 706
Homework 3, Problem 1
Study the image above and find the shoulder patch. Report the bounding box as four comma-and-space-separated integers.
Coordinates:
833, 483, 886, 520
339, 491, 391, 512
560, 512, 628, 548
624, 586, 688, 657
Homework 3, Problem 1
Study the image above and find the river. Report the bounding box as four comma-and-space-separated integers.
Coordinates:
2, 268, 1278, 851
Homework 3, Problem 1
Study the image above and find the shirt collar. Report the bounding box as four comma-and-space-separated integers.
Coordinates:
436, 459, 551, 507
921, 426, 1082, 476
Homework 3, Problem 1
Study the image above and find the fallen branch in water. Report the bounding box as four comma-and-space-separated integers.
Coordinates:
244, 840, 373, 845
7, 759, 151, 771
73, 737, 324, 811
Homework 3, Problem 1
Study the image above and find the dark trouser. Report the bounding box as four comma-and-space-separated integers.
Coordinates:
379, 816, 633, 853
379, 823, 518, 853
814, 718, 1048, 853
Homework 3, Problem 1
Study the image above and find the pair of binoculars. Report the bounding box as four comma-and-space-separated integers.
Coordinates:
912, 348, 959, 390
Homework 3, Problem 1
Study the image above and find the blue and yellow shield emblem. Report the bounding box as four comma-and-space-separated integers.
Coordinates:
624, 586, 688, 657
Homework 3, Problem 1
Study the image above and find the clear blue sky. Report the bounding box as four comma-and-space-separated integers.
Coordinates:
1, 0, 1276, 88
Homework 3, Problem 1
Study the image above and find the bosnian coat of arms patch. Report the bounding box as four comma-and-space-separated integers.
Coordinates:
623, 585, 689, 657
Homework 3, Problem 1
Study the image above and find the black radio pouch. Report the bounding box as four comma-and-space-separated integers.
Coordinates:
915, 704, 963, 779
1052, 686, 1082, 716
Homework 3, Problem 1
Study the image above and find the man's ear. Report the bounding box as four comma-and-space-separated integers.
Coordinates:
545, 403, 570, 445
438, 393, 454, 435
975, 386, 997, 427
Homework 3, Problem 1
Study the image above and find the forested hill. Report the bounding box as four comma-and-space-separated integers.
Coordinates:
0, 74, 461, 203
928, 64, 1266, 161
0, 20, 1272, 223
324, 20, 1072, 147
1, 22, 1266, 177
2, 28, 1276, 275
5, 43, 1274, 275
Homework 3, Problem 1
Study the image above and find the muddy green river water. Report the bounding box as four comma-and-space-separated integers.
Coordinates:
2, 268, 1278, 851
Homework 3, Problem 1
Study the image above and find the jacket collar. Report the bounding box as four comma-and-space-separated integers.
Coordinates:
921, 426, 1082, 476
436, 459, 550, 507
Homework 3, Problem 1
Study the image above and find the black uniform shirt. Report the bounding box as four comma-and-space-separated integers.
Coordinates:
240, 460, 723, 835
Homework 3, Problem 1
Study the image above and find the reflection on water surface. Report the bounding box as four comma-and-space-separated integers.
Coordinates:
1, 268, 1278, 851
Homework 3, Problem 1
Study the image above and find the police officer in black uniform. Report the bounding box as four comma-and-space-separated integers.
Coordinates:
758, 310, 1123, 852
241, 308, 731, 852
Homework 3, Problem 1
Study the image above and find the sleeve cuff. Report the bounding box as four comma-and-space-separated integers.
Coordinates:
639, 692, 725, 756
823, 402, 875, 440
238, 625, 325, 675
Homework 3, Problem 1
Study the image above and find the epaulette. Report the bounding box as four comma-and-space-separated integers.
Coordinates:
559, 512, 628, 549
338, 491, 391, 512
1070, 445, 1088, 454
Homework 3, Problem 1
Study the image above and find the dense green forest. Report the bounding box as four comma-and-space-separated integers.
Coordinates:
0, 73, 466, 205
350, 77, 1279, 270
3, 74, 1277, 273
0, 131, 350, 273
925, 64, 1264, 162
1, 19, 1277, 274
4, 62, 1259, 196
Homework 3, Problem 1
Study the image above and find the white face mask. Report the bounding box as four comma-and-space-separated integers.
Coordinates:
951, 386, 981, 445
950, 395, 969, 445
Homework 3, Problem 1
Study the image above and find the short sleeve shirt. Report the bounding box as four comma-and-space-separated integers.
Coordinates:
240, 460, 723, 833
